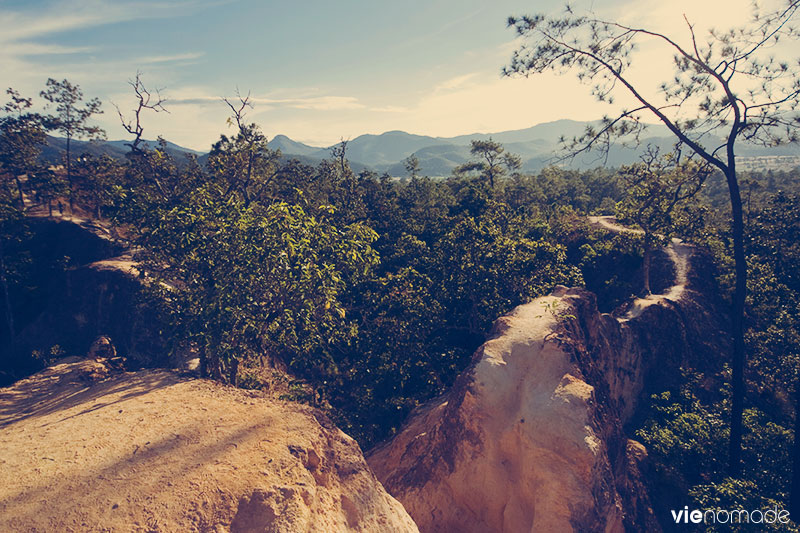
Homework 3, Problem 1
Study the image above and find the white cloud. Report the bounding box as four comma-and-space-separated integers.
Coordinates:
136, 52, 205, 64
281, 96, 363, 111
434, 73, 479, 93
0, 1, 224, 98
5, 0, 794, 153
0, 0, 239, 42
168, 93, 364, 111
390, 73, 616, 137
370, 105, 409, 113
1, 1, 166, 43
2, 43, 96, 56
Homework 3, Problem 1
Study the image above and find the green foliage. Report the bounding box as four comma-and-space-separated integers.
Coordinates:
40, 79, 104, 143
454, 138, 521, 189
689, 480, 797, 532
140, 183, 378, 385
0, 89, 47, 207
636, 367, 796, 528
40, 78, 105, 210
73, 154, 124, 219
0, 89, 45, 360
433, 205, 581, 334
615, 150, 708, 241
636, 383, 729, 486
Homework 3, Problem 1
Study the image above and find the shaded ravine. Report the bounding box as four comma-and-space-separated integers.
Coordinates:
11, 212, 166, 370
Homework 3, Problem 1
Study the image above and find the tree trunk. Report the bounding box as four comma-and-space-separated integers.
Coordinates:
642, 232, 652, 295
66, 134, 73, 214
726, 167, 747, 475
199, 344, 222, 380
13, 176, 25, 209
229, 358, 239, 387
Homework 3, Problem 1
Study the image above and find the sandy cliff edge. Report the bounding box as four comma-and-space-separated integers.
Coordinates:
0, 358, 418, 533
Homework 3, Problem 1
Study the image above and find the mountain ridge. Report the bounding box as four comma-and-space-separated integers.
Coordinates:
41, 119, 799, 177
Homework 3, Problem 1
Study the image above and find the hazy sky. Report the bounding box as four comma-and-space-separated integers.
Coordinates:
1, 0, 768, 150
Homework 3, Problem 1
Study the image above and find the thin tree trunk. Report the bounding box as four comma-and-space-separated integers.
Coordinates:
726, 167, 747, 475
13, 176, 24, 209
66, 135, 73, 214
229, 358, 239, 387
199, 344, 222, 380
199, 344, 208, 377
642, 232, 652, 295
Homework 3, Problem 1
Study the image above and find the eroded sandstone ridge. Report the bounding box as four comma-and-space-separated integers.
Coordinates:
368, 239, 727, 532
0, 359, 419, 533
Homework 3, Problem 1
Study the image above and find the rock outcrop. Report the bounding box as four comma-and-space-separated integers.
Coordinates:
0, 358, 418, 532
368, 241, 727, 532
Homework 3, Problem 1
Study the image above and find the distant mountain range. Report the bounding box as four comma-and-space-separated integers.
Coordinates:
41, 136, 204, 166
42, 119, 800, 176
270, 119, 800, 175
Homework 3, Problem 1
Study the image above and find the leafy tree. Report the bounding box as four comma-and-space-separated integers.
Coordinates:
73, 154, 123, 219
140, 183, 378, 386
616, 148, 709, 294
0, 89, 47, 209
395, 176, 455, 243
333, 266, 444, 444
636, 371, 797, 531
0, 184, 24, 351
324, 140, 371, 223
40, 78, 105, 213
0, 89, 46, 351
505, 1, 800, 473
455, 138, 522, 189
403, 153, 421, 178
433, 204, 582, 336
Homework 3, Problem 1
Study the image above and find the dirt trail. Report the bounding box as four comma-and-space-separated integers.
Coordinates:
587, 215, 691, 320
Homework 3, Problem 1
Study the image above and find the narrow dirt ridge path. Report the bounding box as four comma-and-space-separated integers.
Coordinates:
587, 215, 691, 320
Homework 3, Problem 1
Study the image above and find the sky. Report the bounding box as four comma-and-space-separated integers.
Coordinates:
0, 0, 775, 150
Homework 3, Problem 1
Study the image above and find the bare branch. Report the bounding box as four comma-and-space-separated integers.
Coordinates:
115, 71, 168, 153
223, 88, 253, 131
